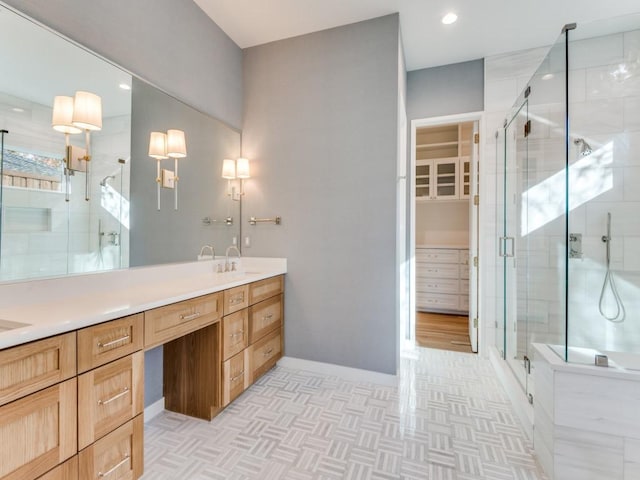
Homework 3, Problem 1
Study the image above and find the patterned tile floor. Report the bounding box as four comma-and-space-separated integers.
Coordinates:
142, 347, 547, 479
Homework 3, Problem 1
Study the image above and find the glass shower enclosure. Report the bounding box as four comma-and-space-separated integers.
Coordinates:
496, 13, 640, 401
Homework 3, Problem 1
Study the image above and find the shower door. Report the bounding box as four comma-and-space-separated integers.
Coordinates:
502, 99, 529, 393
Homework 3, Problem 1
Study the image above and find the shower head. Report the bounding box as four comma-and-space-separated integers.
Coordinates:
100, 175, 115, 187
574, 138, 593, 157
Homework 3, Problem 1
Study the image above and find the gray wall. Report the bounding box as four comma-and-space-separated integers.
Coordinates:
3, 0, 243, 129
242, 15, 400, 375
407, 59, 484, 120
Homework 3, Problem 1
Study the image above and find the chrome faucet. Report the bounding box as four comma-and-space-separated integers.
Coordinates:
199, 244, 215, 259
225, 245, 241, 272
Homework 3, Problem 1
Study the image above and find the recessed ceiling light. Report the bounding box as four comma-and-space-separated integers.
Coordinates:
442, 12, 458, 25
119, 83, 131, 90
11, 107, 24, 113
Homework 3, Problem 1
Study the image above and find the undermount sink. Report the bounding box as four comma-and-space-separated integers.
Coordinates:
0, 319, 31, 333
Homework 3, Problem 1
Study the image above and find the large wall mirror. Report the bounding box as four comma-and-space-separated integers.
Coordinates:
0, 4, 240, 281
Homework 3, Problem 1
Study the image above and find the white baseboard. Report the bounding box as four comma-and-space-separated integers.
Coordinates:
489, 348, 534, 440
277, 356, 397, 386
144, 397, 165, 423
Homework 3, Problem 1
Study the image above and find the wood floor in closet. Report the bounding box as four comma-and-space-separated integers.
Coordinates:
416, 312, 473, 353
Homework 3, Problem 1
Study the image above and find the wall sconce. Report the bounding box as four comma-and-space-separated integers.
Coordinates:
148, 129, 187, 210
221, 157, 250, 201
52, 91, 102, 202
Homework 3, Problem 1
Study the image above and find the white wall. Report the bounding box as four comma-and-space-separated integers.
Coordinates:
415, 201, 469, 246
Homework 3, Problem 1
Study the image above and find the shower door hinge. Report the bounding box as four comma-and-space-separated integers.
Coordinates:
474, 133, 480, 144
473, 256, 478, 267
528, 393, 534, 405
473, 194, 479, 206
525, 86, 531, 98
524, 120, 532, 137
524, 355, 531, 374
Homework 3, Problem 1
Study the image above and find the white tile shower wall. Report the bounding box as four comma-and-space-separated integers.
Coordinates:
483, 27, 640, 358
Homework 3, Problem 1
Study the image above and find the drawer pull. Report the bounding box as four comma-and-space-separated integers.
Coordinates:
98, 454, 130, 477
229, 330, 244, 338
180, 312, 201, 321
230, 295, 244, 305
263, 313, 274, 320
97, 334, 130, 349
231, 370, 245, 382
98, 387, 130, 406
263, 348, 274, 357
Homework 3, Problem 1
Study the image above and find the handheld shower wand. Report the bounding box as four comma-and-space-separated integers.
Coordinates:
598, 212, 625, 322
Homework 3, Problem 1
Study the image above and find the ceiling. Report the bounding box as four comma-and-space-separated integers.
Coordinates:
194, 0, 640, 71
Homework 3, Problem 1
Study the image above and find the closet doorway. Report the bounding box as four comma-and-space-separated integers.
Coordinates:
409, 113, 482, 353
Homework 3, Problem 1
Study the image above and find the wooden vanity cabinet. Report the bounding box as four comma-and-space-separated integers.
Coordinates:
0, 378, 77, 480
221, 275, 284, 406
37, 457, 78, 480
0, 332, 76, 407
78, 415, 143, 480
78, 351, 144, 449
144, 292, 222, 349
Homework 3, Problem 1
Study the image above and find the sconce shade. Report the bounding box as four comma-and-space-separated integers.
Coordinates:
148, 131, 168, 159
167, 129, 187, 158
52, 96, 82, 134
72, 91, 102, 131
236, 157, 250, 178
221, 159, 236, 179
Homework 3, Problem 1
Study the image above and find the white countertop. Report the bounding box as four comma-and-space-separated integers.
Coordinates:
0, 257, 287, 350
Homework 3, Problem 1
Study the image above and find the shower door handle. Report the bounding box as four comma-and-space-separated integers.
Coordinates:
499, 237, 515, 258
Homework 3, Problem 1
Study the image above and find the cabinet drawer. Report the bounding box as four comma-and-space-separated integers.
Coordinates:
458, 250, 470, 265
144, 292, 222, 348
79, 415, 143, 480
0, 378, 77, 480
0, 332, 76, 407
222, 310, 248, 361
37, 456, 78, 480
460, 264, 470, 280
416, 263, 458, 279
416, 249, 459, 264
224, 285, 249, 315
249, 294, 283, 344
78, 352, 144, 450
460, 279, 470, 293
416, 293, 459, 311
222, 350, 248, 407
78, 314, 143, 374
416, 278, 459, 295
459, 295, 470, 311
249, 327, 282, 383
249, 275, 283, 305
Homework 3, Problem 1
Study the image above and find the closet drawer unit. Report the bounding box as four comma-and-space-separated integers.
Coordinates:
78, 352, 144, 450
249, 294, 283, 344
459, 295, 470, 311
79, 415, 143, 480
416, 278, 459, 295
37, 456, 78, 480
224, 285, 249, 315
222, 309, 249, 361
144, 292, 222, 348
222, 350, 248, 407
416, 249, 459, 264
0, 332, 76, 407
249, 275, 283, 305
249, 327, 282, 383
78, 314, 143, 374
459, 264, 470, 280
459, 250, 470, 266
0, 378, 77, 480
416, 263, 459, 279
460, 279, 470, 293
416, 292, 459, 311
